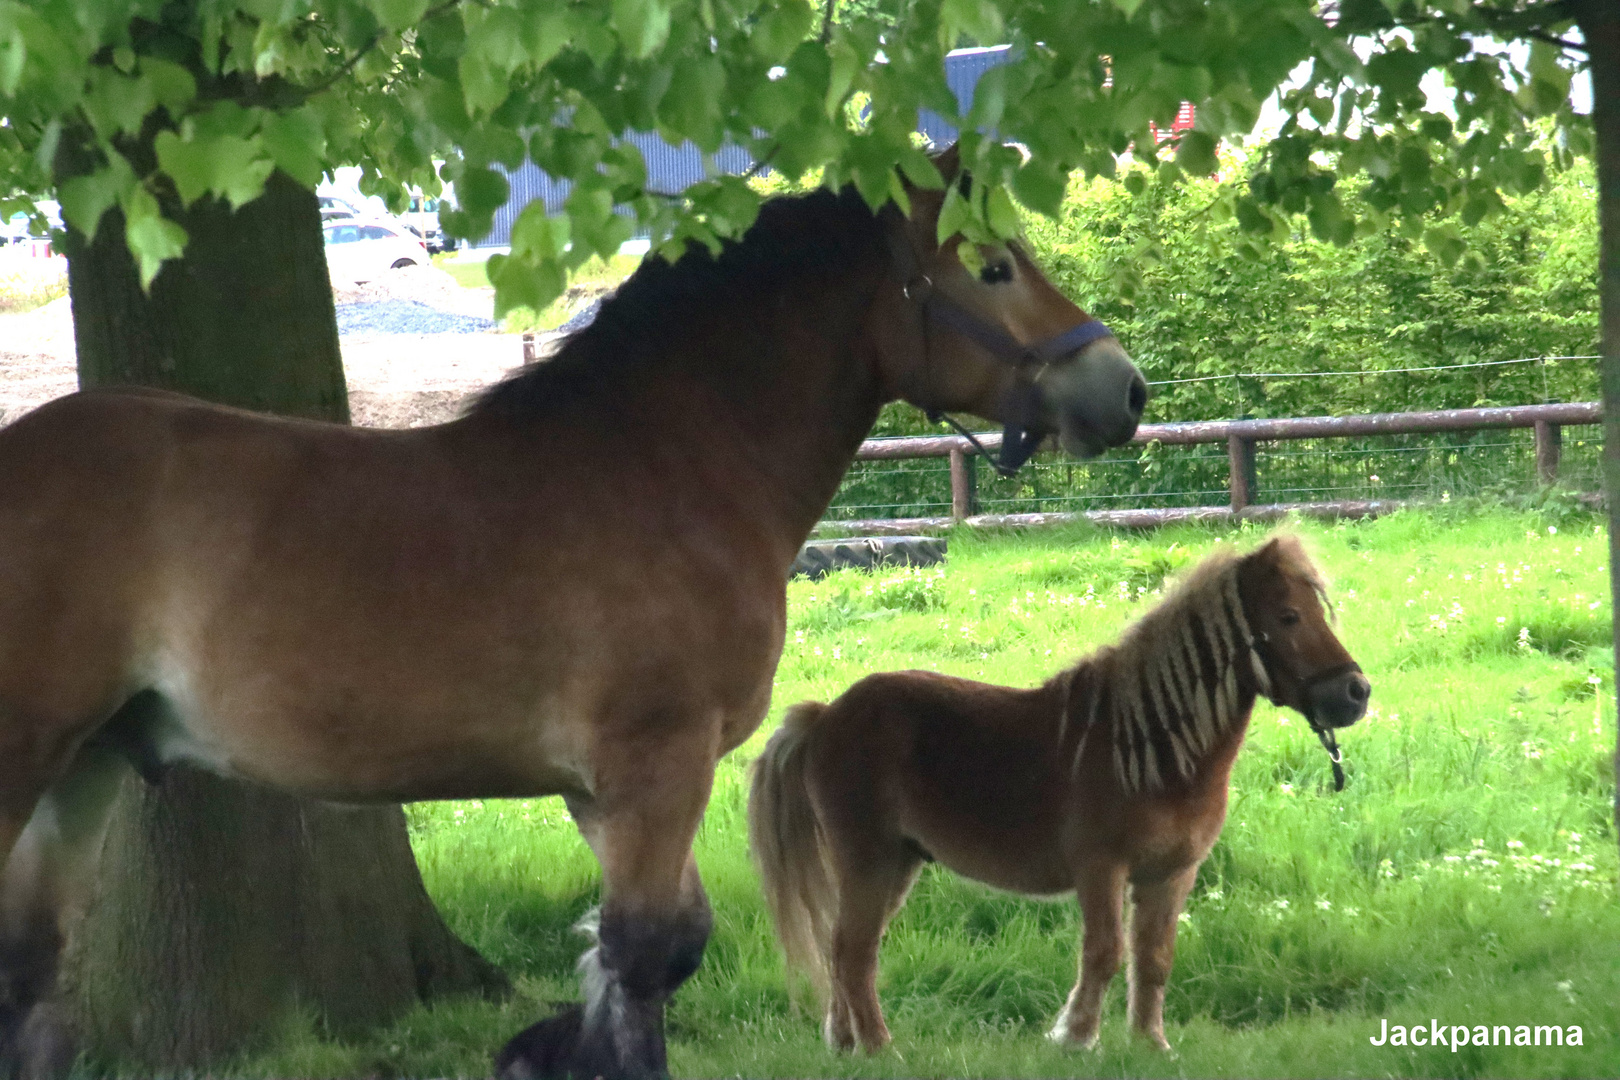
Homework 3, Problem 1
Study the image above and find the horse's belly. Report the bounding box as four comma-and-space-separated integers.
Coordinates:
146, 672, 592, 803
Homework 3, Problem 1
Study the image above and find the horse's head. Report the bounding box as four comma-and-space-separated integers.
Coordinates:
1239, 536, 1370, 732
872, 147, 1147, 467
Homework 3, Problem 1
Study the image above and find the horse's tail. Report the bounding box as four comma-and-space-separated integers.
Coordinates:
748, 701, 836, 999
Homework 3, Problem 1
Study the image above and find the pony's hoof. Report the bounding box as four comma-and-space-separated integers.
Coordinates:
1045, 1021, 1099, 1050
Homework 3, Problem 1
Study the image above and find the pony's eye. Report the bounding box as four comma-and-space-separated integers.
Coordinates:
979, 260, 1014, 285
1279, 609, 1301, 627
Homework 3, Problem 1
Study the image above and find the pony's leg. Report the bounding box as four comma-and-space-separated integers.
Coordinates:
0, 746, 126, 1080
497, 757, 715, 1080
821, 991, 854, 1054
1126, 865, 1198, 1051
827, 851, 921, 1054
1049, 864, 1127, 1049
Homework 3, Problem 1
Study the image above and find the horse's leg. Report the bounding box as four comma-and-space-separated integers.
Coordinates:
826, 849, 921, 1054
1126, 865, 1197, 1051
1048, 863, 1127, 1049
0, 746, 126, 1080
497, 755, 715, 1080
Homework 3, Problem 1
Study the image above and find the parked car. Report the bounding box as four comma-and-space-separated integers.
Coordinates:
318, 194, 359, 222
323, 220, 430, 283
401, 194, 448, 253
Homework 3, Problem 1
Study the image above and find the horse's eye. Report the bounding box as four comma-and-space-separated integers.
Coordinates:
979, 260, 1014, 285
1279, 609, 1301, 627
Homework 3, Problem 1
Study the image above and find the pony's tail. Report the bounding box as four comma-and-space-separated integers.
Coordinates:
748, 701, 836, 1000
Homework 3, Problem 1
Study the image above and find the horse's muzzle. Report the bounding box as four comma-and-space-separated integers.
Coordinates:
1308, 668, 1371, 729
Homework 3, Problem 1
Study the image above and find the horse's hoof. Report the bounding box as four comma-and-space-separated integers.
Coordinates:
17, 1003, 77, 1080
494, 1004, 586, 1080
494, 1003, 668, 1080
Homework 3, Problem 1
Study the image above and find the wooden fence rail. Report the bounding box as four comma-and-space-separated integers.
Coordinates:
824, 401, 1604, 535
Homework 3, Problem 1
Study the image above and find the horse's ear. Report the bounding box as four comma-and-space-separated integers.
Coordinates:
931, 142, 963, 183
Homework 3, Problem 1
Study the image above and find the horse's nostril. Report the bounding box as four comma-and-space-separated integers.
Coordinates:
1347, 677, 1370, 704
1127, 375, 1147, 416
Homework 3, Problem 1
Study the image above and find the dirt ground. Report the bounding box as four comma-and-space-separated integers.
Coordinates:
0, 265, 550, 428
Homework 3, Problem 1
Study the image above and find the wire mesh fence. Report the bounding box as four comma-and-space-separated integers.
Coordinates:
823, 408, 1604, 524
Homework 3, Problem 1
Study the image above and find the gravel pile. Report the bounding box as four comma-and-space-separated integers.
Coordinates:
333, 264, 499, 337
337, 300, 495, 336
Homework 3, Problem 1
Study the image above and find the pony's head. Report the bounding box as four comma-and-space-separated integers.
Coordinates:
872, 147, 1147, 466
1238, 536, 1370, 732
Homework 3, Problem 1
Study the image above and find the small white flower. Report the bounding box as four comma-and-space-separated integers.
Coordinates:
1315, 898, 1332, 911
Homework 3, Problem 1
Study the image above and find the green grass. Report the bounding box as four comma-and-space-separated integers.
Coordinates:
238, 507, 1619, 1078
0, 256, 67, 313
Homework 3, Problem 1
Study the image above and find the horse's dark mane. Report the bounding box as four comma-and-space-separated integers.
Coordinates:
470, 186, 890, 422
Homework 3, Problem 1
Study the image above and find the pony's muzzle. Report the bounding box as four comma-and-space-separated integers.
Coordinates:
1309, 669, 1371, 729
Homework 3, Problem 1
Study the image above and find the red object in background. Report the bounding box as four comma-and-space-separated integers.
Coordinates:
1149, 103, 1198, 148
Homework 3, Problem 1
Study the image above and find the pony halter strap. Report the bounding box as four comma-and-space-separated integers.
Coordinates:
1298, 660, 1361, 792
1249, 633, 1357, 792
887, 229, 1115, 476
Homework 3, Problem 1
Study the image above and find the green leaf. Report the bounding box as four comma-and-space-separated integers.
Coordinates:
936, 184, 972, 244
659, 55, 726, 152
1175, 130, 1218, 177
941, 0, 1003, 49
1013, 159, 1068, 217
260, 108, 325, 189
612, 0, 671, 60
1122, 170, 1147, 197
985, 184, 1019, 238
121, 187, 187, 291
58, 153, 136, 243
522, 6, 570, 69
154, 128, 275, 209
81, 68, 154, 138
751, 0, 813, 65
1422, 223, 1465, 268
142, 58, 197, 113
1108, 0, 1145, 16
370, 0, 430, 34
509, 201, 570, 260
488, 251, 567, 319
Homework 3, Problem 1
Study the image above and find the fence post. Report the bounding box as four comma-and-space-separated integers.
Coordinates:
1227, 433, 1256, 513
949, 447, 977, 521
1533, 420, 1562, 485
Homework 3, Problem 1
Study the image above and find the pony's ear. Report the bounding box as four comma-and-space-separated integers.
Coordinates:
931, 142, 963, 183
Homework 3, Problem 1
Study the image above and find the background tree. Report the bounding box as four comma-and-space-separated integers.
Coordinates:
0, 0, 1614, 1069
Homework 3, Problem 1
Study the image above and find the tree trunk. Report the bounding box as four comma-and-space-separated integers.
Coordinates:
54, 171, 506, 1070
1573, 2, 1620, 859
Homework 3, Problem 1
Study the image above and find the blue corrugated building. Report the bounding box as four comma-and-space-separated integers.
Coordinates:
476, 46, 1013, 248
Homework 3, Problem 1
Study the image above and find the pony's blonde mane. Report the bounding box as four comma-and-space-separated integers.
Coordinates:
1066, 536, 1327, 794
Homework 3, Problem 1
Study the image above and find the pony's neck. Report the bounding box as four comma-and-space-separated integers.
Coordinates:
1084, 562, 1269, 794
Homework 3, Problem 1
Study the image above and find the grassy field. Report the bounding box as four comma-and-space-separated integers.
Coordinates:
430, 251, 639, 333
244, 507, 1618, 1079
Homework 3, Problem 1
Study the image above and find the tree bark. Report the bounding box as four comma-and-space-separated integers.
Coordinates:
1570, 2, 1620, 859
54, 171, 506, 1070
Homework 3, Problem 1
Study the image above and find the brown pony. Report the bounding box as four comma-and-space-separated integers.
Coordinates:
749, 535, 1369, 1054
0, 150, 1144, 1080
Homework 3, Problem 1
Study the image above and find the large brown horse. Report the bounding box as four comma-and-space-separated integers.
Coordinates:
0, 153, 1144, 1080
749, 536, 1368, 1055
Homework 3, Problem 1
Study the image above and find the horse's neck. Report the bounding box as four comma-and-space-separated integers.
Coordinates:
634, 275, 889, 542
